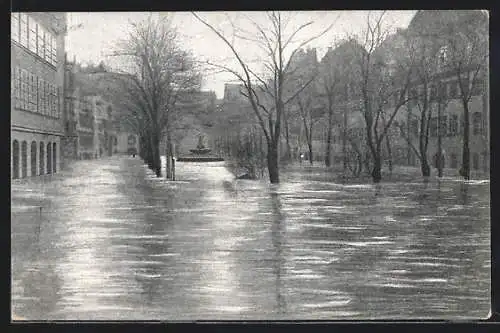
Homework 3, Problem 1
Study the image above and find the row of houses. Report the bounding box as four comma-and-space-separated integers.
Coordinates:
220, 10, 489, 175
11, 12, 139, 180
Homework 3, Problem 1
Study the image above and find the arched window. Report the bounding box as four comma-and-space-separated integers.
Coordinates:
12, 140, 19, 179
39, 142, 45, 175
52, 142, 57, 173
473, 112, 482, 135
47, 142, 52, 174
31, 141, 37, 176
21, 141, 27, 178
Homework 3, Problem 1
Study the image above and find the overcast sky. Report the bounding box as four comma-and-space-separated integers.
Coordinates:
66, 11, 417, 99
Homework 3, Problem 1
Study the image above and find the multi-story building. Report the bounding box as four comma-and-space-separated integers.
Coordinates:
63, 61, 139, 159
324, 10, 488, 175
61, 54, 79, 166
11, 12, 67, 179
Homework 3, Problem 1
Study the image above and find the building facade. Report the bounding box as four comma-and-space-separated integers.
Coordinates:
324, 10, 488, 175
11, 12, 67, 179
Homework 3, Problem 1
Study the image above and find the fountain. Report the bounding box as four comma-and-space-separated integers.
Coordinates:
189, 135, 212, 155
177, 135, 224, 162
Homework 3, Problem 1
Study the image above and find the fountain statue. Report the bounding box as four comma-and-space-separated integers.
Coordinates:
177, 134, 224, 162
189, 135, 212, 155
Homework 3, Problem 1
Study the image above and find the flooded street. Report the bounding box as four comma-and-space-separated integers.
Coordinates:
11, 156, 490, 320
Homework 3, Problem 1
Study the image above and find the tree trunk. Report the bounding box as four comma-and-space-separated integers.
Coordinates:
342, 109, 347, 175
460, 100, 470, 180
371, 152, 382, 183
325, 129, 332, 167
267, 141, 280, 184
437, 93, 444, 178
165, 130, 173, 179
324, 105, 334, 167
385, 135, 393, 175
421, 157, 431, 177
308, 141, 313, 165
150, 132, 161, 177
283, 113, 292, 163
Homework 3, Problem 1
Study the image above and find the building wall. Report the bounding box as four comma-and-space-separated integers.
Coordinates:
11, 130, 61, 178
116, 132, 139, 155
328, 81, 488, 174
11, 12, 66, 179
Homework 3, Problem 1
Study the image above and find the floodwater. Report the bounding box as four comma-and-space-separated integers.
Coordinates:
11, 156, 490, 320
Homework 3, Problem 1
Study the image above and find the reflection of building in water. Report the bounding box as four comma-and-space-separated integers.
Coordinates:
11, 12, 67, 179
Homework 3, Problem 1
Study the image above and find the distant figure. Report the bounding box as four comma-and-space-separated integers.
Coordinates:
132, 153, 136, 158
300, 153, 304, 164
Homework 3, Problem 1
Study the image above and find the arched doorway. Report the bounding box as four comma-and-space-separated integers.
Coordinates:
52, 142, 57, 173
47, 142, 52, 174
31, 141, 37, 176
12, 140, 19, 179
21, 141, 27, 178
39, 142, 45, 175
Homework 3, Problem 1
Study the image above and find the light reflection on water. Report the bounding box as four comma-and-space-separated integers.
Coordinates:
11, 156, 490, 320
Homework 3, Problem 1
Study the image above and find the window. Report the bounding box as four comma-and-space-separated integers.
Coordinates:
411, 119, 419, 137
450, 153, 458, 169
37, 79, 42, 113
439, 115, 447, 136
15, 67, 21, 109
436, 82, 447, 101
11, 66, 15, 98
482, 151, 489, 172
51, 35, 57, 65
20, 13, 28, 48
31, 141, 37, 176
449, 114, 458, 136
471, 79, 483, 96
28, 16, 37, 52
430, 117, 438, 137
11, 13, 19, 42
28, 73, 34, 112
37, 25, 45, 59
39, 142, 45, 175
448, 80, 458, 98
46, 142, 52, 174
52, 143, 57, 173
49, 84, 54, 117
43, 30, 50, 63
44, 81, 49, 115
21, 69, 28, 110
473, 153, 479, 170
473, 112, 482, 135
12, 140, 20, 179
430, 84, 437, 101
56, 87, 60, 118
21, 141, 27, 178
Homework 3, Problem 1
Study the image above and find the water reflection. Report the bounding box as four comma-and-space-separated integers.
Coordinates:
11, 157, 490, 320
269, 190, 286, 315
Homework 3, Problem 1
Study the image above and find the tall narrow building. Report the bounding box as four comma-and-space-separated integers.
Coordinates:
11, 12, 67, 179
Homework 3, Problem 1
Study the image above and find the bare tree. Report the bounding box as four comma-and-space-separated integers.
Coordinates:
395, 31, 443, 178
351, 12, 413, 183
108, 14, 201, 177
319, 39, 359, 169
295, 82, 323, 165
438, 11, 488, 180
192, 11, 338, 183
